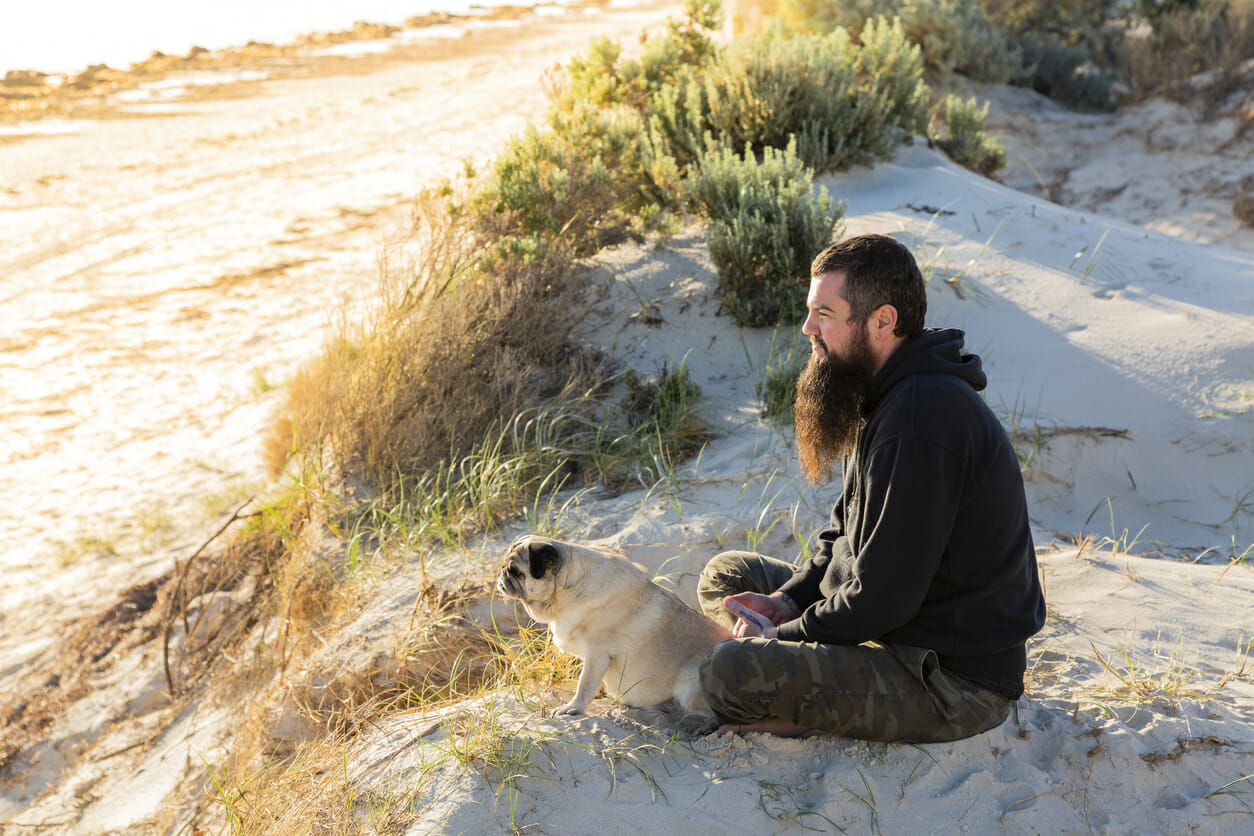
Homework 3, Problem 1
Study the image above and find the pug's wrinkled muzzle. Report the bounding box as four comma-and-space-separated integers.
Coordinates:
496, 562, 523, 598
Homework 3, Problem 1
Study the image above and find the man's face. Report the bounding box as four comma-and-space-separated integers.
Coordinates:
802, 271, 864, 363
793, 273, 877, 484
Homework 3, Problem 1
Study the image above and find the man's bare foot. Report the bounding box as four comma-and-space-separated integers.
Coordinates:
716, 718, 812, 738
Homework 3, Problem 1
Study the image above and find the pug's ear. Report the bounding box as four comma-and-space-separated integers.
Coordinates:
527, 542, 561, 579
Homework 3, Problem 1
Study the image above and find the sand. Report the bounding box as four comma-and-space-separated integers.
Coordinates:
3, 2, 1254, 832
0, 0, 680, 662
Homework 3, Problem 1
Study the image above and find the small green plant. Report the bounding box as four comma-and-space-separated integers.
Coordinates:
842, 764, 879, 819
606, 361, 716, 488
1224, 479, 1254, 536
1084, 498, 1155, 557
250, 366, 276, 397
1205, 772, 1254, 809
719, 471, 802, 552
685, 138, 843, 326
1087, 636, 1205, 703
910, 209, 999, 301
929, 94, 1006, 176
1069, 229, 1109, 283
758, 330, 810, 424
757, 778, 845, 832
1218, 629, 1254, 687
1207, 538, 1254, 591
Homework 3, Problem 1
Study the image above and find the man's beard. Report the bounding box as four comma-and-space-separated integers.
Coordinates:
794, 330, 875, 485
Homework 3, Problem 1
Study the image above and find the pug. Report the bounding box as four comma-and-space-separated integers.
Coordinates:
495, 535, 732, 716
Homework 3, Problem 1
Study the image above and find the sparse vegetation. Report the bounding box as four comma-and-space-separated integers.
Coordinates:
697, 19, 930, 173
929, 93, 1006, 176
767, 0, 1254, 113
779, 0, 1022, 82
1115, 0, 1254, 102
1087, 637, 1205, 704
758, 330, 810, 424
685, 138, 844, 325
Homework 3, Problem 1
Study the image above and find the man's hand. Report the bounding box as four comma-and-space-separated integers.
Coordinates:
724, 592, 800, 639
725, 597, 776, 638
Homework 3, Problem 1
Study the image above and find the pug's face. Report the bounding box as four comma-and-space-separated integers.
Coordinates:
495, 536, 565, 623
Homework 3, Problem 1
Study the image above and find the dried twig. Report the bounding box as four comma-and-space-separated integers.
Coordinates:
162, 497, 257, 698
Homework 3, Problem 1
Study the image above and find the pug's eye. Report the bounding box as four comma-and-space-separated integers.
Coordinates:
508, 566, 522, 579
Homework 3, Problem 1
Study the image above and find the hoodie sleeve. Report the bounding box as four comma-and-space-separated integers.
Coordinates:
775, 433, 962, 644
776, 490, 847, 610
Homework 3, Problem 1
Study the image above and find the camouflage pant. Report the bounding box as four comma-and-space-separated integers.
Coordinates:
696, 551, 1011, 743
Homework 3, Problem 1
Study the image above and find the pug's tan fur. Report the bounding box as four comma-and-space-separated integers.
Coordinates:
495, 535, 732, 716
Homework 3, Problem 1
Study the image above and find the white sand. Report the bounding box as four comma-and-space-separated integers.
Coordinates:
3, 5, 1254, 832
0, 0, 681, 667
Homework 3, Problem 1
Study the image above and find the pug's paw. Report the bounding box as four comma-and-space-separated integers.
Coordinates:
553, 702, 587, 716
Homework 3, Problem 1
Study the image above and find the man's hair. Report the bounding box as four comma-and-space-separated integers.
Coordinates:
810, 234, 926, 338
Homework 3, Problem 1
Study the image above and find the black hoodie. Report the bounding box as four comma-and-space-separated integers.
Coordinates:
775, 328, 1046, 692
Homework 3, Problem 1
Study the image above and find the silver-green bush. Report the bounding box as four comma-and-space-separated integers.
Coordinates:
684, 139, 844, 326
654, 19, 929, 175
779, 0, 1021, 82
472, 102, 674, 257
929, 94, 1006, 177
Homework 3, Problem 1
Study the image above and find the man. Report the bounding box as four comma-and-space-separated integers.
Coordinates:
697, 233, 1045, 742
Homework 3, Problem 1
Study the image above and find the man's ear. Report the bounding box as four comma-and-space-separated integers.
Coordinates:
869, 303, 899, 342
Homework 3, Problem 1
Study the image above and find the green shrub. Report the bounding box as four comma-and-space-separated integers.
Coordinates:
471, 103, 674, 256
685, 139, 844, 326
555, 36, 633, 109
682, 19, 928, 174
553, 5, 929, 179
551, 0, 723, 114
778, 0, 1021, 82
1014, 32, 1116, 111
929, 94, 1006, 177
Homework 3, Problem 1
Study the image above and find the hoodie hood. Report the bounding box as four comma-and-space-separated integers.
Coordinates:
868, 328, 986, 409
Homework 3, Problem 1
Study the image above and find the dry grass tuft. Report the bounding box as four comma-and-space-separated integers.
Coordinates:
1086, 638, 1206, 705
209, 574, 582, 834
1115, 0, 1254, 103
266, 190, 606, 496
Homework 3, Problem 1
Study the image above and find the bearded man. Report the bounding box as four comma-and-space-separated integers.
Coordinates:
696, 233, 1045, 742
